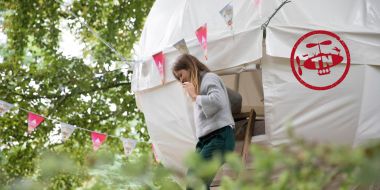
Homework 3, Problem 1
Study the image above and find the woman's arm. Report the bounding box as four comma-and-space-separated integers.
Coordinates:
195, 75, 225, 118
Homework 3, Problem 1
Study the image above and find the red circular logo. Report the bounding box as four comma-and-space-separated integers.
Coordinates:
290, 30, 350, 90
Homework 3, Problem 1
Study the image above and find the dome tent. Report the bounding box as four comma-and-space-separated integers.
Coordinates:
132, 0, 380, 174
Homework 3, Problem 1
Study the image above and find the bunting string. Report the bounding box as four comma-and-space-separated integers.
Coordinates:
1, 1, 291, 161
57, 0, 138, 69
0, 100, 139, 158
56, 0, 234, 83
51, 1, 289, 86
261, 0, 291, 30
18, 107, 119, 138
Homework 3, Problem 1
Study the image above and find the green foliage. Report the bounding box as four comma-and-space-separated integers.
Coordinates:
2, 137, 380, 189
1, 149, 181, 190
0, 0, 154, 188
215, 141, 380, 190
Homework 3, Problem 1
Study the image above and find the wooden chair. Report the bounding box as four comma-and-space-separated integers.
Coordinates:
233, 108, 256, 164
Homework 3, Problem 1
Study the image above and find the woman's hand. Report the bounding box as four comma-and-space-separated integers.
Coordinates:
183, 82, 197, 101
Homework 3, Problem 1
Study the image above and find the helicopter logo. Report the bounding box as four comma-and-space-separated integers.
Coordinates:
296, 40, 343, 76
290, 30, 350, 90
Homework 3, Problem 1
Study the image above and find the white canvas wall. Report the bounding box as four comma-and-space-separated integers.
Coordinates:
133, 0, 380, 173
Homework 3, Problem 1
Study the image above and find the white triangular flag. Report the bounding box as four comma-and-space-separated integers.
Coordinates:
220, 2, 233, 28
0, 100, 14, 117
220, 2, 235, 40
121, 138, 137, 158
60, 122, 76, 141
173, 39, 189, 54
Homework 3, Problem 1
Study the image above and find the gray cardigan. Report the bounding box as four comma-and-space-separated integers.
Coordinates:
194, 72, 235, 138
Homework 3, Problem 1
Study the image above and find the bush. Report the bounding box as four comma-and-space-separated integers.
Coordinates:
2, 138, 380, 190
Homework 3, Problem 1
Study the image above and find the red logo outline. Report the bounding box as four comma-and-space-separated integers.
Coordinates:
290, 30, 350, 90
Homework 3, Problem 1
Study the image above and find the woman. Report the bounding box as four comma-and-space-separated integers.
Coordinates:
172, 54, 235, 189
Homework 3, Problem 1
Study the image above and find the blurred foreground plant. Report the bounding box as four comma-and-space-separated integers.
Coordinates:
2, 138, 380, 190
217, 139, 380, 190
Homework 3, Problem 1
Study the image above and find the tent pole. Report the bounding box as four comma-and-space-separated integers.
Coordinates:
234, 73, 240, 92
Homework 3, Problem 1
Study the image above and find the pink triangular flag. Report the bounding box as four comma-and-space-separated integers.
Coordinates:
195, 23, 208, 60
153, 51, 165, 84
152, 144, 160, 163
27, 112, 44, 133
91, 132, 107, 151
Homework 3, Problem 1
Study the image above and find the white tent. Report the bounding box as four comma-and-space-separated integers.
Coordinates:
132, 0, 380, 174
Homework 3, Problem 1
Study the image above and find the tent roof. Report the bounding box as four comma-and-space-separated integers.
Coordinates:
132, 0, 264, 92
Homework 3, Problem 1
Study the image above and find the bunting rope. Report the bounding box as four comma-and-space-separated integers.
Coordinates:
57, 0, 139, 69
261, 0, 291, 30
49, 0, 289, 82
18, 106, 117, 138
94, 66, 134, 77
0, 100, 144, 158
53, 0, 240, 83
1, 1, 292, 160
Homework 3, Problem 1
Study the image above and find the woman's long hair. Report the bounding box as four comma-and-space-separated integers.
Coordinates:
172, 54, 210, 94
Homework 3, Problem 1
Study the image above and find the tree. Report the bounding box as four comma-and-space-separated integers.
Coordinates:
0, 0, 154, 188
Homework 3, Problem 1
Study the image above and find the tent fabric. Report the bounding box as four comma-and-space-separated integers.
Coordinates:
263, 0, 380, 146
135, 82, 196, 173
354, 65, 380, 146
133, 0, 380, 173
264, 0, 380, 65
220, 71, 264, 115
262, 56, 366, 145
132, 0, 263, 92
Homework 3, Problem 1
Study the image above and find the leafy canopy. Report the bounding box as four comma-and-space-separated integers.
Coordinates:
0, 0, 154, 187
